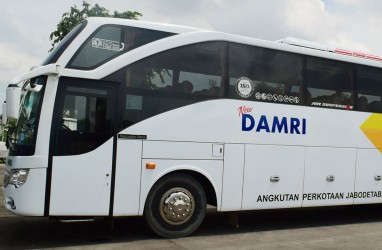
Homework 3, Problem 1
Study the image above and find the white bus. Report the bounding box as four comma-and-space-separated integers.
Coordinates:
4, 17, 382, 238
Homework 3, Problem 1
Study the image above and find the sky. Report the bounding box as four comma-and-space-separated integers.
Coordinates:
0, 0, 382, 105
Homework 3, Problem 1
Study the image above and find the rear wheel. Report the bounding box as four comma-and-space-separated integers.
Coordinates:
144, 174, 207, 238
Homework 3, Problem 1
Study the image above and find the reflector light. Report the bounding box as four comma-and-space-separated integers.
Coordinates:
334, 48, 353, 56
366, 54, 382, 61
146, 162, 156, 169
334, 48, 382, 62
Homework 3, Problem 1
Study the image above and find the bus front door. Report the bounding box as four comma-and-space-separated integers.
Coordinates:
49, 79, 117, 216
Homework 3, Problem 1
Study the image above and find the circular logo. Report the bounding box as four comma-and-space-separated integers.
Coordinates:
255, 92, 261, 100
236, 77, 254, 98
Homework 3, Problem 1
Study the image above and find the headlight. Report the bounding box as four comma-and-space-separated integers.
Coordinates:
4, 169, 29, 188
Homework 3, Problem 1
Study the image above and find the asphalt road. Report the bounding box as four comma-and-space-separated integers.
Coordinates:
1, 203, 382, 249
2, 163, 382, 249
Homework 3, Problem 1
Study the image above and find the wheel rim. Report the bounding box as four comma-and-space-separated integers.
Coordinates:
159, 187, 195, 225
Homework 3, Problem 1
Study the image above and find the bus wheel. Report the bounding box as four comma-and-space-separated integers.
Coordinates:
144, 174, 207, 238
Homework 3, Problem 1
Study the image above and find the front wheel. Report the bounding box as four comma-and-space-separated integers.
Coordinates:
144, 174, 207, 238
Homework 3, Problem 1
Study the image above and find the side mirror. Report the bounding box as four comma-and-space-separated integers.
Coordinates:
25, 82, 43, 92
6, 84, 22, 120
2, 101, 7, 125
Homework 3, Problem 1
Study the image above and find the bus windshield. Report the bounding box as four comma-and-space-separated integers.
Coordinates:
8, 76, 46, 156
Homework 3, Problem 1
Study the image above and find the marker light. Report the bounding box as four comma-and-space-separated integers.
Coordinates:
146, 162, 156, 169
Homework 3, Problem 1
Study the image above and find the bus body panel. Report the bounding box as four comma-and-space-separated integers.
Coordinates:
124, 99, 373, 149
242, 145, 305, 210
121, 99, 382, 209
142, 141, 224, 160
4, 167, 46, 216
221, 143, 245, 211
49, 139, 113, 216
6, 155, 45, 169
354, 149, 382, 204
302, 147, 356, 207
113, 139, 142, 216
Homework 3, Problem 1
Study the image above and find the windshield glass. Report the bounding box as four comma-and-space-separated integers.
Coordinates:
8, 76, 46, 156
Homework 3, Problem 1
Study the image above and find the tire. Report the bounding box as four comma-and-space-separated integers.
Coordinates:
144, 174, 207, 238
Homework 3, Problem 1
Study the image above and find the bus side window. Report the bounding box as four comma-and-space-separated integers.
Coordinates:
121, 42, 227, 128
138, 42, 225, 97
356, 66, 382, 113
307, 57, 354, 110
69, 26, 123, 69
228, 43, 303, 105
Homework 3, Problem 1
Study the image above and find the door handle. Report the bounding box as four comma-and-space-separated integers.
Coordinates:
326, 175, 335, 182
375, 175, 381, 181
270, 175, 280, 183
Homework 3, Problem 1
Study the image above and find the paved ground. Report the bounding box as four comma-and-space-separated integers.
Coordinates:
2, 204, 382, 249
2, 164, 382, 249
0, 163, 15, 217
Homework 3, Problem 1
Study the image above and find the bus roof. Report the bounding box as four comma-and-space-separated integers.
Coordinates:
87, 17, 204, 34
16, 17, 382, 85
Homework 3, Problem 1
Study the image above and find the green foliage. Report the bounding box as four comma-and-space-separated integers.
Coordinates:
2, 118, 16, 143
49, 1, 142, 51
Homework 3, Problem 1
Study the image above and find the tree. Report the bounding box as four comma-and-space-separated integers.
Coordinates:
49, 1, 142, 51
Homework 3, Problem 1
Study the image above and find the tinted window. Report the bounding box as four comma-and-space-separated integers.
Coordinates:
68, 25, 173, 69
307, 57, 354, 110
356, 66, 382, 112
54, 82, 115, 156
229, 43, 303, 105
121, 42, 227, 128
